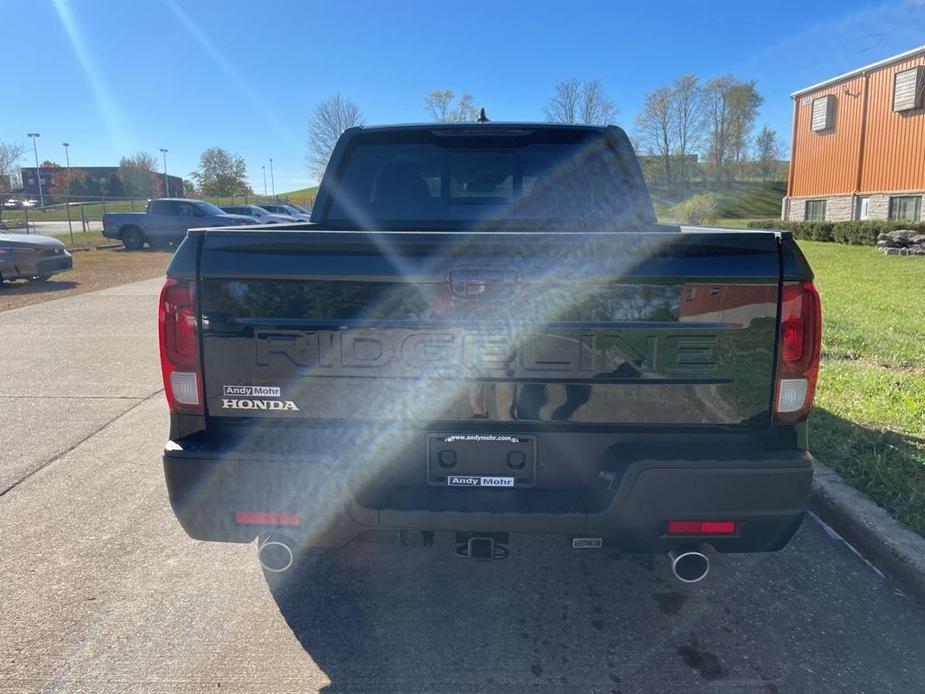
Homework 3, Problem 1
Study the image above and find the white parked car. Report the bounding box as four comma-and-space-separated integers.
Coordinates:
258, 203, 311, 221
220, 205, 297, 224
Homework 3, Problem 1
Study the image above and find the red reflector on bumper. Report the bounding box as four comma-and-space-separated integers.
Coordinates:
667, 520, 736, 535
235, 511, 300, 527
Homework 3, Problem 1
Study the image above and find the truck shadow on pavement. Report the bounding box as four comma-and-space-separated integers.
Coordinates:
257, 523, 925, 694
266, 538, 719, 692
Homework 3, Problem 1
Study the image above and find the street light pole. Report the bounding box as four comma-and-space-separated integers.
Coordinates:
27, 133, 44, 208
63, 142, 74, 245
262, 166, 267, 196
159, 148, 169, 197
269, 158, 275, 198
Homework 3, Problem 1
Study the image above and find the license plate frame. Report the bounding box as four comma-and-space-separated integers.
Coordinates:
426, 433, 536, 488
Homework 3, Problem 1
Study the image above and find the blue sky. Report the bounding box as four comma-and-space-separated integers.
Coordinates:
3, 0, 925, 193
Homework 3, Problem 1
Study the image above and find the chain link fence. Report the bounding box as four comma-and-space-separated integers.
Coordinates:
0, 192, 315, 242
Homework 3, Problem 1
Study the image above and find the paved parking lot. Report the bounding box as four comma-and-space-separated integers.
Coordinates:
1, 278, 925, 693
1, 220, 104, 236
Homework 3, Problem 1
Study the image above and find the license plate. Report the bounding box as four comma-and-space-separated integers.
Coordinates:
427, 433, 535, 487
447, 475, 515, 488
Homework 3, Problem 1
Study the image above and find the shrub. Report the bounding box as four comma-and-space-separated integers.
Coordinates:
745, 219, 925, 246
669, 193, 718, 225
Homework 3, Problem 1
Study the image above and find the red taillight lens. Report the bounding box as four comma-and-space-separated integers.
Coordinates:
773, 281, 821, 423
781, 318, 803, 363
235, 511, 301, 527
667, 520, 737, 535
159, 278, 202, 413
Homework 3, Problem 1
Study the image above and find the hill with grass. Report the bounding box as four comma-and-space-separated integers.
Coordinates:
279, 186, 318, 204
651, 180, 786, 224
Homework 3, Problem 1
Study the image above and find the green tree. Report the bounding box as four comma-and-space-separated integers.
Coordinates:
192, 147, 251, 197
182, 178, 198, 197
119, 152, 160, 198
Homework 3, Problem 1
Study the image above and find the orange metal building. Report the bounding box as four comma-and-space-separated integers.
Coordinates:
784, 45, 925, 222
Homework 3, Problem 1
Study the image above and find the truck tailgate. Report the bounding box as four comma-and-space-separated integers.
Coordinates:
197, 229, 781, 427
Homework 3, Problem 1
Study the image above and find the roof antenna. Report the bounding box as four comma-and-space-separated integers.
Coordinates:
476, 107, 489, 123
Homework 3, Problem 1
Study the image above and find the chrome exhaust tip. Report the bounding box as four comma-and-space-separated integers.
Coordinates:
258, 536, 294, 573
669, 545, 710, 583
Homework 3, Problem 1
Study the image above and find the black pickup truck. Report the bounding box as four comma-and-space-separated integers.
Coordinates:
160, 123, 820, 585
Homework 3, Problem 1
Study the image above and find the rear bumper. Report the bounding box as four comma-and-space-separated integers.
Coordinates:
162, 433, 813, 554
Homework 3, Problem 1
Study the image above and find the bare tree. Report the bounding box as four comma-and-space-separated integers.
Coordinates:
634, 86, 675, 183
545, 79, 582, 123
702, 76, 762, 184
579, 80, 617, 126
754, 126, 780, 180
702, 76, 734, 183
671, 74, 703, 184
425, 89, 454, 121
728, 81, 763, 167
306, 94, 365, 178
0, 141, 26, 194
546, 79, 616, 125
451, 93, 479, 122
425, 89, 479, 122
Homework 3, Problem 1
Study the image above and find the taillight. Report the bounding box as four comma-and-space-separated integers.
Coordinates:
158, 278, 202, 414
234, 512, 301, 527
773, 281, 821, 423
667, 520, 737, 535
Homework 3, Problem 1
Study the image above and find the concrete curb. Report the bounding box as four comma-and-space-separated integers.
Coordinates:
812, 462, 925, 606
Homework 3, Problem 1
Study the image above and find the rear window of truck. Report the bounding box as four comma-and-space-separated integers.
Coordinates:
324, 129, 648, 229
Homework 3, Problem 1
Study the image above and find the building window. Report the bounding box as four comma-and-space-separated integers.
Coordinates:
27, 178, 35, 185
805, 199, 827, 221
811, 95, 836, 132
893, 67, 924, 112
889, 195, 922, 222
855, 196, 870, 221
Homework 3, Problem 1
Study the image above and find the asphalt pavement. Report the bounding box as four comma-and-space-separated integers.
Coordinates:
1, 278, 925, 693
1, 220, 103, 237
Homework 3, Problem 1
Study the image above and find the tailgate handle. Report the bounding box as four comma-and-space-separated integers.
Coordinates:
449, 268, 519, 300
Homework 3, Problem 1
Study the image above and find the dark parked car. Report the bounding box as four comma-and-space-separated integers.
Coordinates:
102, 198, 256, 250
0, 232, 72, 283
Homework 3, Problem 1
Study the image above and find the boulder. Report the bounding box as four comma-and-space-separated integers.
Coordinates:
878, 229, 920, 246
877, 229, 925, 256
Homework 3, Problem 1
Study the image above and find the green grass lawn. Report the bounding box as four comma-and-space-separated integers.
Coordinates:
713, 180, 786, 219
800, 241, 925, 535
279, 186, 318, 199
62, 230, 110, 248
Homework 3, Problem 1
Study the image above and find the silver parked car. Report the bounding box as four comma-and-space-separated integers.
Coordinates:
0, 233, 72, 283
219, 205, 297, 224
258, 203, 312, 221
